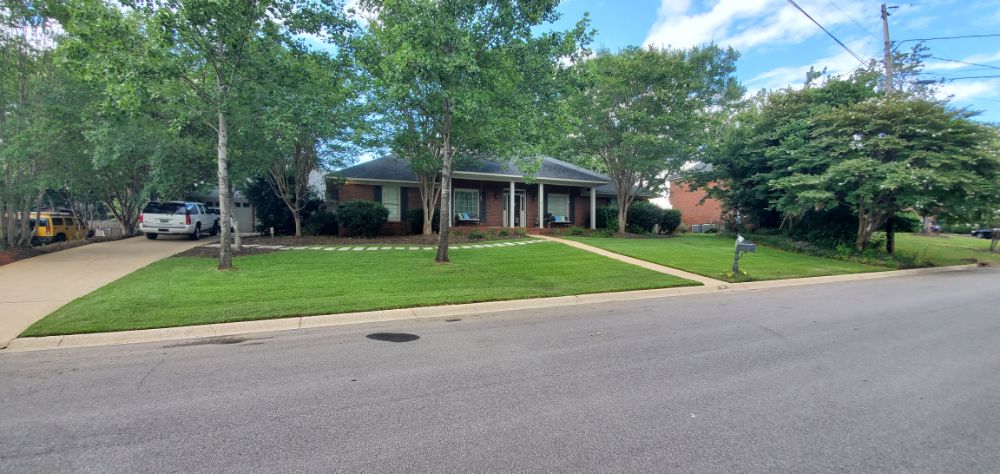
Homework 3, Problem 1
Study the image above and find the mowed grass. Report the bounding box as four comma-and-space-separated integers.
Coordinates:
894, 233, 1000, 266
568, 234, 885, 282
23, 241, 696, 336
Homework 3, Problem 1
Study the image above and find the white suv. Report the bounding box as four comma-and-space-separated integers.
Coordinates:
139, 201, 219, 240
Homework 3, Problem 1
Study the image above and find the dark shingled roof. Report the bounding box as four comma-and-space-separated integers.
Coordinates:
336, 155, 661, 197
337, 155, 609, 184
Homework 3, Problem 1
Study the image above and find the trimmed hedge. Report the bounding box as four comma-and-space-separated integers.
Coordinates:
337, 200, 388, 237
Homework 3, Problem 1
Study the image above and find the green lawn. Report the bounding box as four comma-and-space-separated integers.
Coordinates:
23, 241, 697, 337
894, 233, 1000, 266
568, 234, 885, 282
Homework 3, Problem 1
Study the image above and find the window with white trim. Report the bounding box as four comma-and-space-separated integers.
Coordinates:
454, 189, 479, 218
548, 193, 570, 218
382, 186, 401, 221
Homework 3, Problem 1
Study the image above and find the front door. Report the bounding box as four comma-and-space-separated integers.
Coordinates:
503, 191, 527, 227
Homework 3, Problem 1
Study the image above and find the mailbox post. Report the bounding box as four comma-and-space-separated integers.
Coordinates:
732, 235, 756, 274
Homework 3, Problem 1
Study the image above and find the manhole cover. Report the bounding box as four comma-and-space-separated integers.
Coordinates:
366, 332, 420, 343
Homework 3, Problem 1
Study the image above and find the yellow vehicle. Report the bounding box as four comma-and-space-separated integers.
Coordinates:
28, 212, 86, 245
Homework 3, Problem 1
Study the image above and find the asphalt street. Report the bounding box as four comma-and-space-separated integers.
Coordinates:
1, 268, 999, 473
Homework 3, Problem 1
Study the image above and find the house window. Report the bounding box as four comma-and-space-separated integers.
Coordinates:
548, 193, 570, 218
382, 186, 401, 221
454, 189, 479, 218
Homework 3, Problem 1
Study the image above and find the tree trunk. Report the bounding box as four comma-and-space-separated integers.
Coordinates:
435, 104, 453, 263
293, 212, 302, 237
416, 171, 440, 235
436, 155, 452, 263
217, 108, 234, 271
885, 219, 895, 255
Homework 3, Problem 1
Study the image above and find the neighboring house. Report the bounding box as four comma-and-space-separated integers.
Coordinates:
332, 155, 628, 234
665, 163, 724, 227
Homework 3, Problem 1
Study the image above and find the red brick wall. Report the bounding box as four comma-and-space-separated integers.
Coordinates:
336, 181, 601, 231
669, 181, 723, 226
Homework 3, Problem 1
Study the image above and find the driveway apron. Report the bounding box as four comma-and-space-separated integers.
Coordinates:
0, 236, 210, 348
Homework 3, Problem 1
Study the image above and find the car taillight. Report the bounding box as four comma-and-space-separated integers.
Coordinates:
138, 214, 144, 223
185, 212, 191, 225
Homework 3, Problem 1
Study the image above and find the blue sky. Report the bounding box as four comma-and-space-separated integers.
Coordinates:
546, 0, 1000, 122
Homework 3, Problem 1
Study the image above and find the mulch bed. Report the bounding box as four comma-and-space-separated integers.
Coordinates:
173, 233, 533, 259
0, 236, 121, 267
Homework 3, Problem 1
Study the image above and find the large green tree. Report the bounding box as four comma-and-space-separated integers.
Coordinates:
252, 45, 364, 237
356, 0, 588, 260
63, 0, 350, 269
0, 4, 61, 249
561, 45, 742, 233
696, 74, 879, 233
773, 96, 1000, 251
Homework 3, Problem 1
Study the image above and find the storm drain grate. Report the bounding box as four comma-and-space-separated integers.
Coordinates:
366, 332, 420, 343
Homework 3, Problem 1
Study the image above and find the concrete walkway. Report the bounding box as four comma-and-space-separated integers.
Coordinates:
534, 234, 730, 287
0, 235, 211, 348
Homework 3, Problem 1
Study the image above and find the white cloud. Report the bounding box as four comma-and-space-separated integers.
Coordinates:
745, 38, 876, 91
643, 0, 869, 51
937, 79, 1000, 102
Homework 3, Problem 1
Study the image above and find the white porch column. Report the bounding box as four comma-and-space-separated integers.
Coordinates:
538, 182, 545, 228
590, 187, 597, 229
509, 181, 516, 227
449, 177, 454, 226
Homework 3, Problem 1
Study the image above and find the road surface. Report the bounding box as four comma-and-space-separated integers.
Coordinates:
1, 268, 998, 472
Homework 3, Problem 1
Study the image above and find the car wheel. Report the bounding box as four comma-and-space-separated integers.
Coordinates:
146, 233, 158, 240
53, 234, 66, 243
190, 225, 201, 241
210, 221, 219, 236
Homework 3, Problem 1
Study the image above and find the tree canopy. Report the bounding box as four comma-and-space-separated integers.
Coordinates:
355, 0, 589, 261
559, 45, 742, 233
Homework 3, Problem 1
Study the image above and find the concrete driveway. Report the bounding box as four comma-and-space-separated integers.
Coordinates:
0, 235, 212, 347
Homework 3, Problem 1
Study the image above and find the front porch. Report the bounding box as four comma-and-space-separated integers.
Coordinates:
446, 179, 605, 230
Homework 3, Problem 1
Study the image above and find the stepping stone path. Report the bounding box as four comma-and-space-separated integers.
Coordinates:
202, 239, 548, 252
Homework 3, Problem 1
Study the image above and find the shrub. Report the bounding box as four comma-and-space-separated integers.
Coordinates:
627, 201, 660, 233
513, 227, 526, 237
467, 229, 486, 240
303, 210, 338, 235
595, 207, 618, 230
336, 200, 388, 237
626, 224, 648, 234
405, 207, 440, 234
657, 208, 682, 234
496, 228, 510, 238
567, 226, 585, 236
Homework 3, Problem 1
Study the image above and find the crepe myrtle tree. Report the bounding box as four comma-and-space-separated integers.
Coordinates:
561, 45, 742, 233
355, 0, 589, 262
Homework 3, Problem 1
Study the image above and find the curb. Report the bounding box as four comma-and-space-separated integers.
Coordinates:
2, 264, 977, 353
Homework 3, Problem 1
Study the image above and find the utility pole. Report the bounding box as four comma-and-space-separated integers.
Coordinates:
881, 3, 896, 255
881, 4, 894, 94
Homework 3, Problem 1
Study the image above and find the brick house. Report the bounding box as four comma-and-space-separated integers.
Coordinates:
332, 155, 625, 234
665, 162, 724, 227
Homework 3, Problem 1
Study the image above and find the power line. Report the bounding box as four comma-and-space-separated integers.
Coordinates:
824, 0, 876, 37
785, 0, 869, 67
928, 56, 1000, 71
896, 33, 1000, 47
919, 74, 1000, 83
